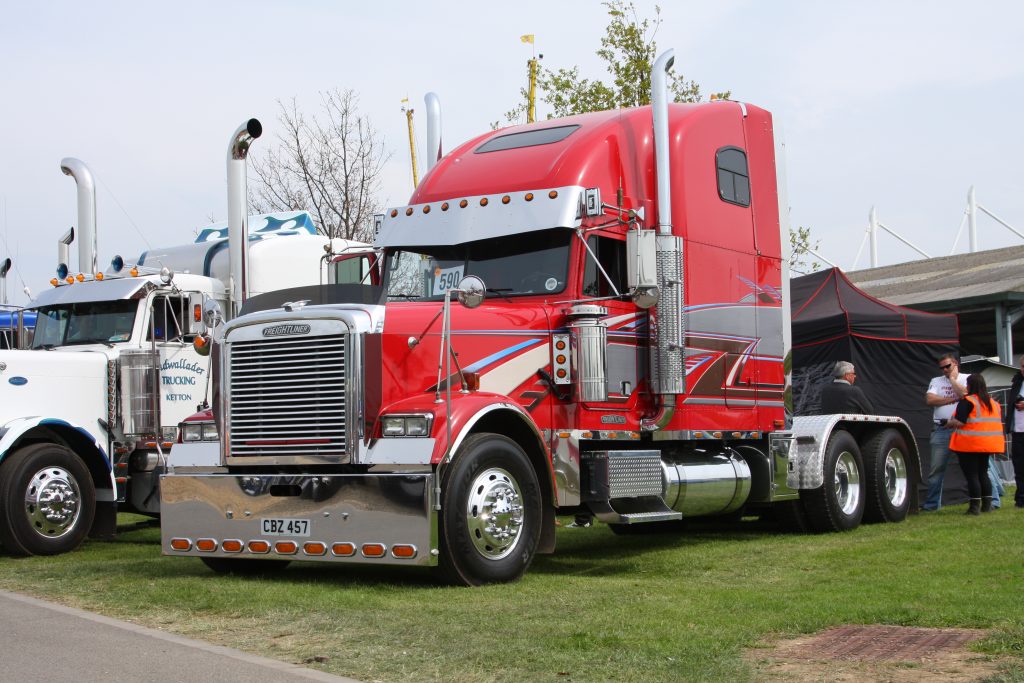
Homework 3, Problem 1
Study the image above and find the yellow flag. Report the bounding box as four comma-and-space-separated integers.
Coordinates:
520, 34, 535, 44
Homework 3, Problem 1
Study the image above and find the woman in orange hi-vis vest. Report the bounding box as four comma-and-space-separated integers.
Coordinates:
948, 374, 1004, 515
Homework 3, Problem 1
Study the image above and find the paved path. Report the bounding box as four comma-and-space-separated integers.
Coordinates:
0, 590, 360, 683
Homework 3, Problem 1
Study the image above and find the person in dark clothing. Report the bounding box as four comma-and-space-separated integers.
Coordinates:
1003, 356, 1024, 508
819, 361, 875, 415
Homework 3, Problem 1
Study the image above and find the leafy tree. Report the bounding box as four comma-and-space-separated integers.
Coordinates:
789, 225, 823, 275
498, 1, 724, 125
249, 89, 390, 242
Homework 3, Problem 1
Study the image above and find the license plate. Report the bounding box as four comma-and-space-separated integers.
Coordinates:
260, 518, 311, 537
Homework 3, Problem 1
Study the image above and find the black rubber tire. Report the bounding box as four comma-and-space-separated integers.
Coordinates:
200, 557, 291, 575
434, 433, 542, 586
800, 430, 865, 532
0, 443, 96, 556
861, 429, 912, 524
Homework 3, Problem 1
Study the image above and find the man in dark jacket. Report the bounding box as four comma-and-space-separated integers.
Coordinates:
820, 361, 875, 415
1003, 357, 1024, 508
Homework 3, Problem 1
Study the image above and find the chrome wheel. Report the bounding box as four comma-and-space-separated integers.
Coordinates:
24, 466, 82, 539
834, 451, 861, 516
883, 448, 908, 508
465, 467, 524, 561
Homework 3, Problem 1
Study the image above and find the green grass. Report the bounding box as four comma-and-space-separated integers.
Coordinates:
2, 505, 1023, 682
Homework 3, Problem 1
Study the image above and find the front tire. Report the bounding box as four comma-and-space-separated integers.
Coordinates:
861, 429, 911, 523
435, 433, 541, 586
800, 430, 864, 532
0, 443, 96, 555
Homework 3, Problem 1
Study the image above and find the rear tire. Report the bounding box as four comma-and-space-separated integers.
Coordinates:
0, 443, 96, 556
200, 557, 291, 575
800, 430, 864, 532
861, 429, 912, 523
434, 433, 541, 586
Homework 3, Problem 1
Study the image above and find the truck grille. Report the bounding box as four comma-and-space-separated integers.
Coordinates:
228, 333, 347, 458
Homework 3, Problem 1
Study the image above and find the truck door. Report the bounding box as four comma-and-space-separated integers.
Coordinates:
148, 294, 210, 439
580, 233, 641, 404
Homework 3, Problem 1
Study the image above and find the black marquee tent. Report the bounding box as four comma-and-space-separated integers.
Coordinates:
791, 268, 964, 504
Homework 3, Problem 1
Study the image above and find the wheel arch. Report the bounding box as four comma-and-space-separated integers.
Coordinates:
455, 406, 557, 555
788, 415, 920, 491
0, 419, 115, 499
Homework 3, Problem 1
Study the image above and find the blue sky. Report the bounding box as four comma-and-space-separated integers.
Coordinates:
1, 1, 1021, 303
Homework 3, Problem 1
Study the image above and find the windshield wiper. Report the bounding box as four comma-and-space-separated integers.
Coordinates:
486, 288, 513, 302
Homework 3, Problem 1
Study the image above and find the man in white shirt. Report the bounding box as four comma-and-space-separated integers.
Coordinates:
922, 353, 968, 511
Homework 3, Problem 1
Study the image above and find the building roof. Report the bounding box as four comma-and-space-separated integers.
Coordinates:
844, 244, 1024, 311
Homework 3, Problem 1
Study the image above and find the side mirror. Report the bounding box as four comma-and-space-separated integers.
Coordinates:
456, 275, 486, 309
203, 298, 224, 330
626, 228, 659, 309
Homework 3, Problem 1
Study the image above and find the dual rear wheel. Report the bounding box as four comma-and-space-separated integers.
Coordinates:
799, 428, 911, 532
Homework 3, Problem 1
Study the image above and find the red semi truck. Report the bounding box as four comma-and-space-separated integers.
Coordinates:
160, 51, 918, 585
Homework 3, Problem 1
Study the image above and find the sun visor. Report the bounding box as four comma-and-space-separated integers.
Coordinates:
31, 278, 152, 307
375, 186, 585, 248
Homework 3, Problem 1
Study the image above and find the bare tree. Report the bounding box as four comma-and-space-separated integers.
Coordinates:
249, 89, 391, 242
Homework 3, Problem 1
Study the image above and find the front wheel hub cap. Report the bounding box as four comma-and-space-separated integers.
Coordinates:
25, 467, 82, 538
466, 467, 524, 560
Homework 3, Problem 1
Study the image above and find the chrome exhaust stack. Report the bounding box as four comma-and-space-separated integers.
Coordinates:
226, 118, 262, 315
642, 49, 685, 431
60, 158, 98, 275
425, 92, 442, 171
57, 227, 74, 277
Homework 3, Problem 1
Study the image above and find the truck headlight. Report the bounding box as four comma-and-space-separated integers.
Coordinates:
201, 423, 219, 441
381, 414, 432, 437
181, 424, 203, 442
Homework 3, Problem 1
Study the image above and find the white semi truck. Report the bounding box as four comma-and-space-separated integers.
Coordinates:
0, 119, 373, 556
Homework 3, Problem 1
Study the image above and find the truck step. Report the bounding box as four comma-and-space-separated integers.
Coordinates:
587, 496, 682, 525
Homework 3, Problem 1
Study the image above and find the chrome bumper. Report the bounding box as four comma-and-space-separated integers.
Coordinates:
160, 472, 437, 566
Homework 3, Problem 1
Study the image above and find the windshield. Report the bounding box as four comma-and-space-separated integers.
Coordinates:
384, 228, 571, 301
31, 300, 139, 348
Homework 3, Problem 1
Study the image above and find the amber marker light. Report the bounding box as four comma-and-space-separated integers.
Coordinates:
555, 354, 566, 364
332, 542, 356, 557
130, 267, 139, 276
248, 540, 271, 554
76, 273, 85, 282
501, 195, 510, 204
712, 431, 723, 439
95, 272, 104, 281
50, 278, 58, 287
480, 197, 489, 206
525, 192, 534, 201
463, 371, 480, 392
405, 207, 414, 216
221, 540, 243, 553
459, 199, 468, 208
441, 202, 450, 211
361, 543, 386, 558
303, 542, 327, 556
275, 541, 298, 555
195, 539, 217, 552
392, 545, 417, 559
422, 205, 431, 213
169, 538, 191, 551
390, 209, 398, 218
555, 368, 567, 379
548, 190, 559, 199
65, 276, 75, 284
555, 339, 567, 350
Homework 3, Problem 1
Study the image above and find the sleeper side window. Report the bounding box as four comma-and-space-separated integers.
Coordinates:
716, 146, 750, 207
